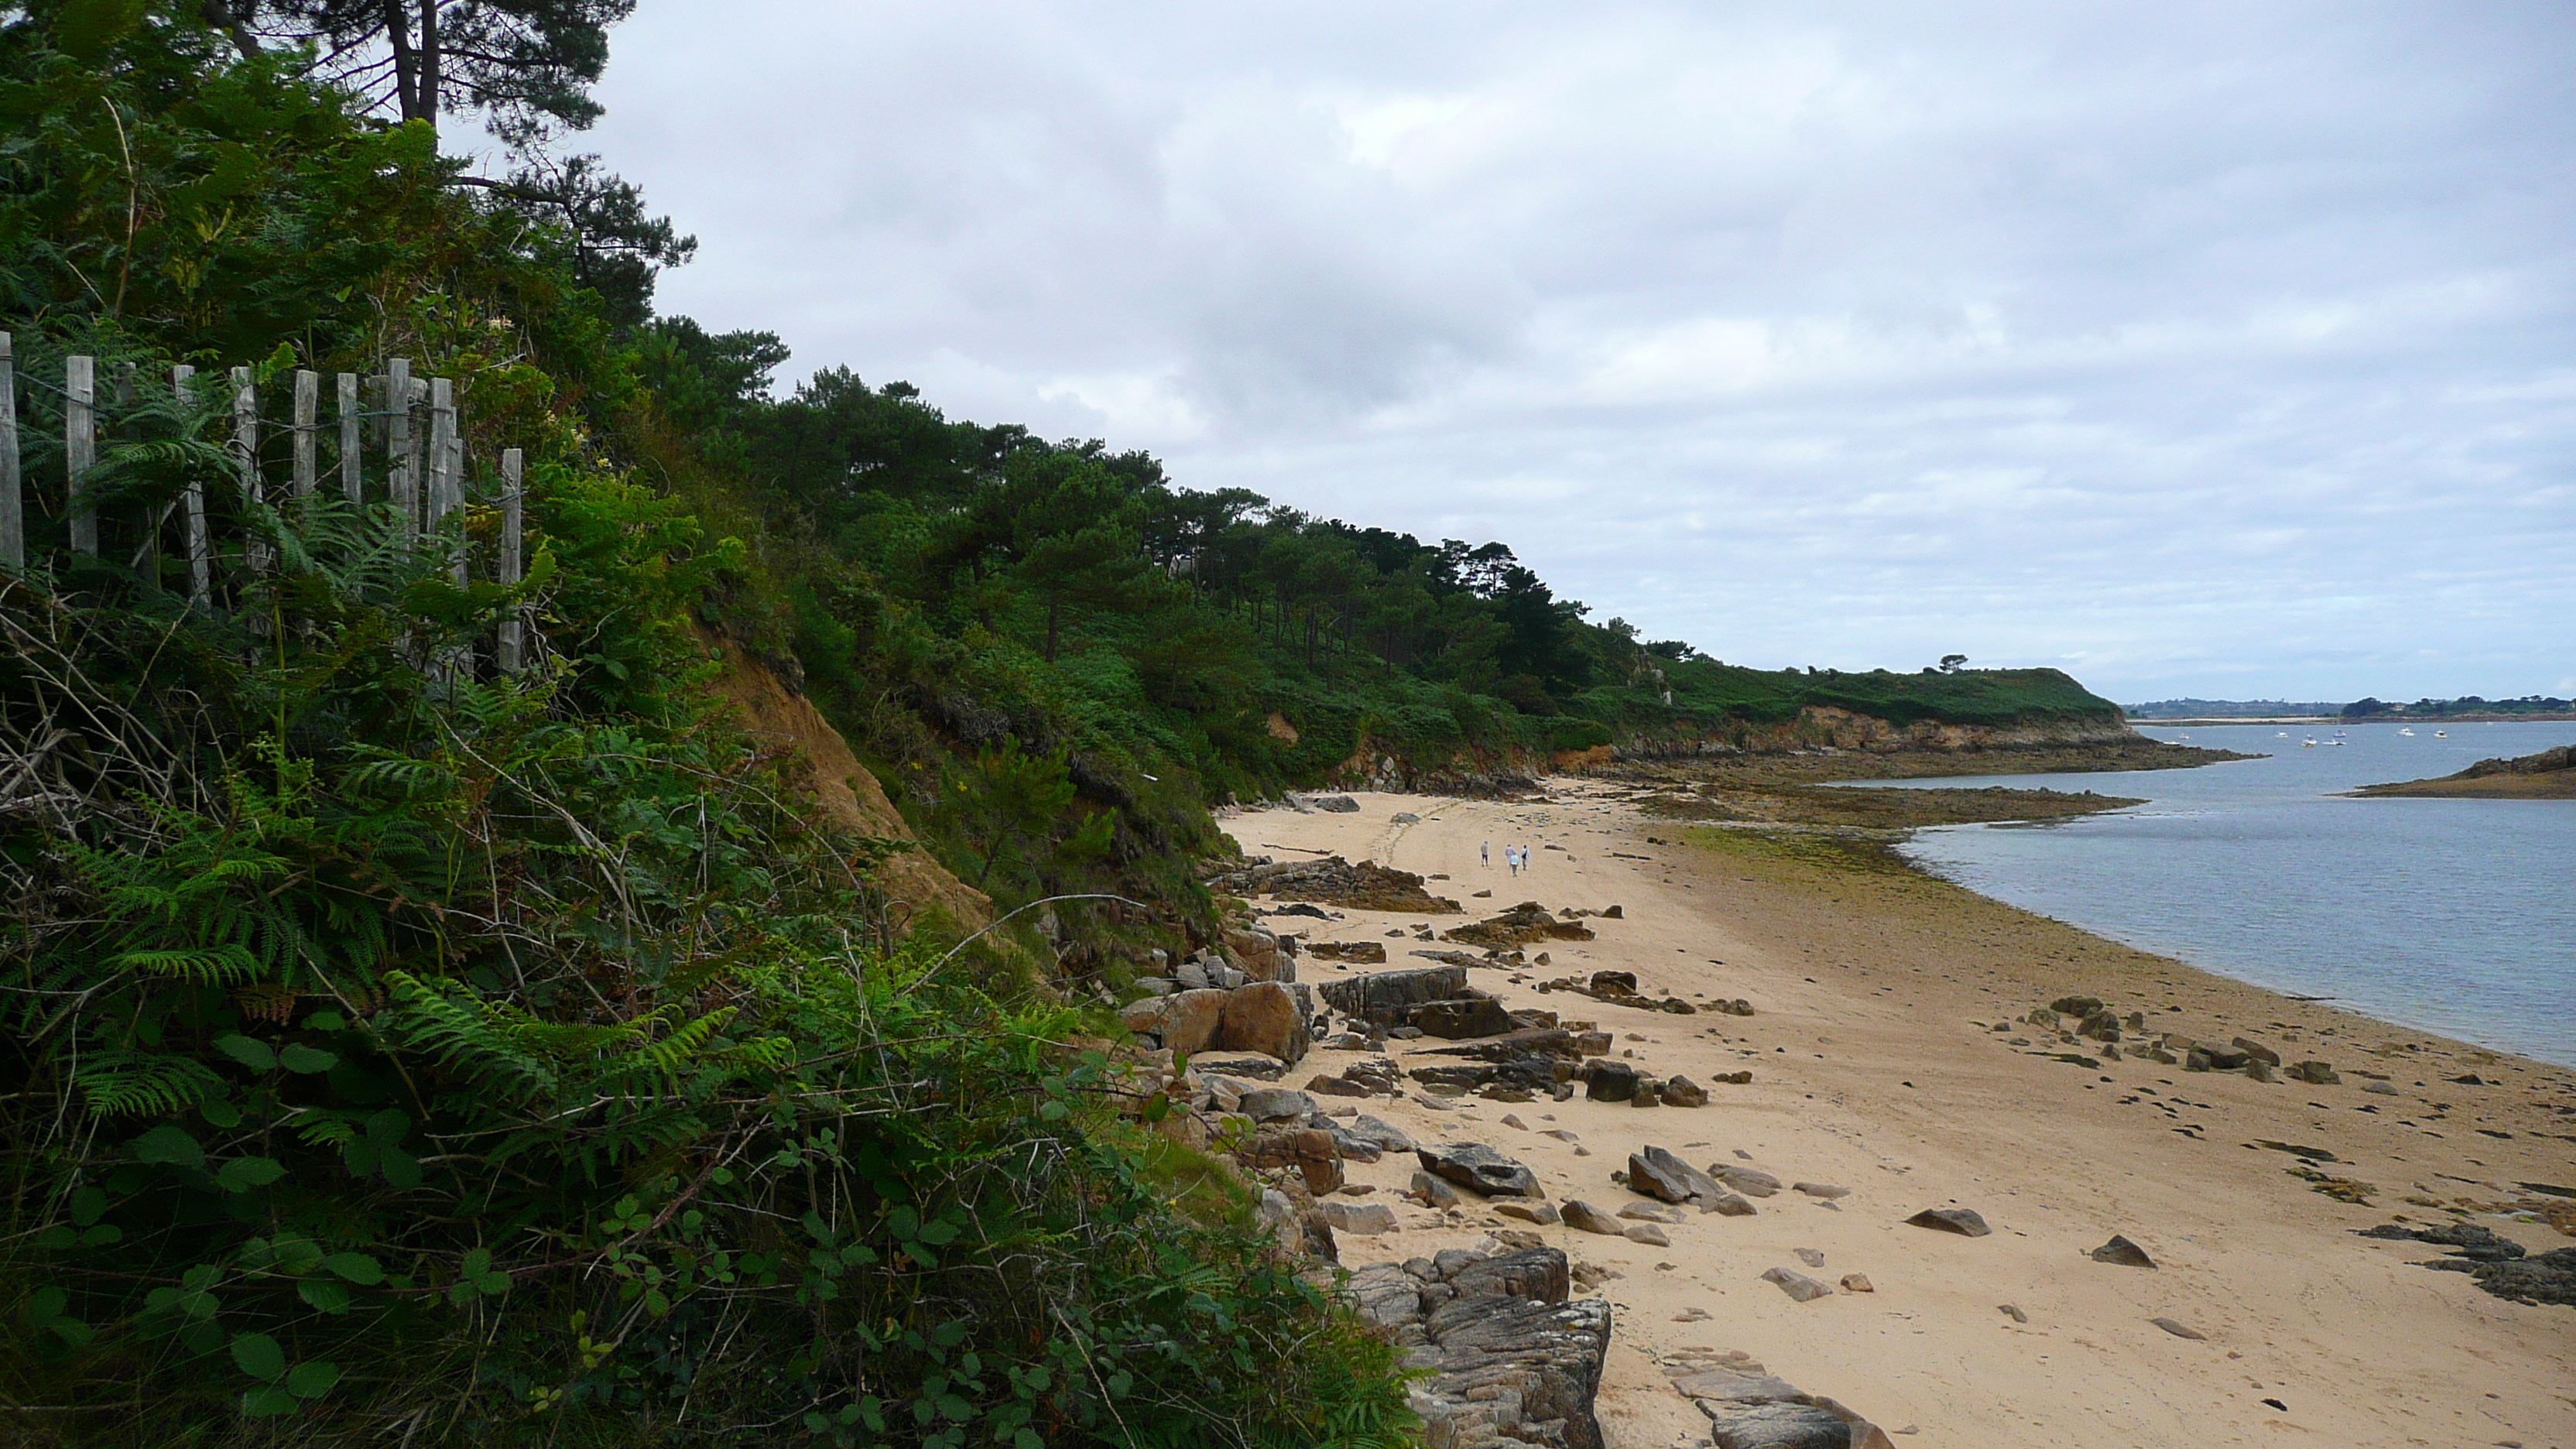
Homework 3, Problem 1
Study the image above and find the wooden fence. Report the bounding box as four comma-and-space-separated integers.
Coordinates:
0, 331, 529, 670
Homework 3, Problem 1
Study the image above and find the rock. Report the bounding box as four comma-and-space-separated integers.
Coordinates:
2089, 1235, 2157, 1268
1667, 1352, 1897, 1449
1629, 1079, 1663, 1108
1237, 1126, 1344, 1196
1496, 1201, 1563, 1225
2050, 995, 2104, 1017
2151, 1317, 2206, 1341
1351, 1114, 1416, 1152
2242, 1060, 2275, 1083
1619, 1203, 1684, 1222
1340, 1262, 1425, 1326
1255, 1187, 1310, 1256
2023, 1008, 2061, 1029
1322, 1128, 1385, 1163
1416, 996, 1518, 1039
1714, 1165, 1782, 1198
2287, 1060, 2341, 1085
2364, 1079, 2400, 1095
1998, 1303, 2026, 1324
1238, 1087, 1318, 1122
1406, 1264, 1612, 1449
1700, 1192, 1758, 1217
1623, 1223, 1671, 1246
1390, 810, 1422, 824
1760, 1266, 1834, 1303
1119, 988, 1232, 1055
2231, 1036, 2281, 1067
1309, 794, 1361, 813
1410, 1171, 1464, 1209
1629, 1146, 1728, 1205
1316, 1200, 1399, 1234
1307, 940, 1387, 964
1792, 1182, 1850, 1200
1217, 981, 1312, 1062
1838, 1273, 1875, 1293
1583, 1060, 1639, 1103
1418, 1142, 1544, 1197
1793, 1248, 1826, 1268
1318, 965, 1471, 1026
1660, 1074, 1710, 1108
1562, 1200, 1625, 1235
2078, 1010, 2122, 1042
1904, 1208, 1992, 1237
1306, 1073, 1375, 1098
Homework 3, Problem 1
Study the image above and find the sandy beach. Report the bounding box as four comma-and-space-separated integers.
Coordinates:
1221, 779, 2576, 1449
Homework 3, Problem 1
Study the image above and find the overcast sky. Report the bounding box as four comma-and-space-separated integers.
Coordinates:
563, 1, 2574, 703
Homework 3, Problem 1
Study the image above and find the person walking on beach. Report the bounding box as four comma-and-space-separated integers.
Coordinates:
1482, 841, 1489, 867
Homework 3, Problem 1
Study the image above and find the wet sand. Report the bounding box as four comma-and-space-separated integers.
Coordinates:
1221, 779, 2576, 1449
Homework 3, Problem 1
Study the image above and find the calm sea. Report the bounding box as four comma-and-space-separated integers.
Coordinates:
1865, 721, 2576, 1067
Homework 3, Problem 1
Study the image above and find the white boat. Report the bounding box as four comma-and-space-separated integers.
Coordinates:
2399, 728, 2415, 736
2301, 737, 2318, 747
2436, 729, 2448, 738
2276, 731, 2289, 738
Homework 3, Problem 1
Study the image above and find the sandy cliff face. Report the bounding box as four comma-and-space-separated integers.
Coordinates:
698, 650, 992, 929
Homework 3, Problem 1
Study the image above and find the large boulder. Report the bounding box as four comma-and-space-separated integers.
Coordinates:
1319, 964, 1471, 1026
1218, 981, 1311, 1063
1224, 924, 1292, 983
1118, 988, 1231, 1055
1417, 1142, 1543, 1198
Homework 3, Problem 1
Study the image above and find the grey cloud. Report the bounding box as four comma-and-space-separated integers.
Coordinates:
591, 0, 2575, 699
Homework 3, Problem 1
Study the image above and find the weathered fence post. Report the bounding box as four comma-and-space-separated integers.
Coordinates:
293, 369, 317, 501
498, 446, 525, 672
0, 332, 20, 572
387, 357, 414, 535
429, 377, 468, 586
66, 355, 95, 554
174, 365, 209, 608
232, 366, 266, 574
337, 372, 361, 504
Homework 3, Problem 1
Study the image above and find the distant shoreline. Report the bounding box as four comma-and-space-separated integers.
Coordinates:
2131, 713, 2576, 728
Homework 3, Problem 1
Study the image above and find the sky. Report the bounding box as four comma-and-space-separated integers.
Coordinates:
546, 0, 2574, 704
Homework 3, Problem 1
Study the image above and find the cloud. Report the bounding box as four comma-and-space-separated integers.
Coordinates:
587, 0, 2576, 701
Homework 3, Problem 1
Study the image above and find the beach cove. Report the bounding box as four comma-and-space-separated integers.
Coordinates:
1221, 781, 2576, 1449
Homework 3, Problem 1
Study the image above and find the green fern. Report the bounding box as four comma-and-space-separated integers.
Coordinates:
76, 1050, 225, 1116
382, 972, 560, 1095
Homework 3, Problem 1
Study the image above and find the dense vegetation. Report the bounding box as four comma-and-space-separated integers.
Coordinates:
0, 4, 2119, 1444
2341, 694, 2575, 720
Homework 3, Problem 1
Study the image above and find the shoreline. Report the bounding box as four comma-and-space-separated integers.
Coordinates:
1221, 780, 2576, 1449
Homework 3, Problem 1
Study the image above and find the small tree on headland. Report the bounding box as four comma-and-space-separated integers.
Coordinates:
1939, 653, 1968, 673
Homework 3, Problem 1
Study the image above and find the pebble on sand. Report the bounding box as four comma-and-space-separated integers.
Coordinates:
2152, 1317, 2208, 1341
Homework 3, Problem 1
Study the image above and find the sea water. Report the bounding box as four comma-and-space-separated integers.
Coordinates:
1864, 721, 2576, 1067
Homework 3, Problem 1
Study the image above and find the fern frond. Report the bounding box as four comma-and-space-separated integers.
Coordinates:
108, 944, 262, 983
382, 971, 560, 1095
77, 1050, 225, 1115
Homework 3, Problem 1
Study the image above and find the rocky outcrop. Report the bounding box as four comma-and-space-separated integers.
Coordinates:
1444, 902, 1596, 950
1340, 1247, 1611, 1449
1663, 1347, 1896, 1449
1204, 855, 1463, 913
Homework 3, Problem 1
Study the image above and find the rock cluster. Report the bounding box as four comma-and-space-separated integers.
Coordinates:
1204, 854, 1462, 913
1339, 1246, 1612, 1449
1307, 940, 1387, 964
2360, 1221, 2576, 1307
1443, 901, 1598, 951
1625, 1146, 1757, 1214
1120, 980, 1315, 1062
1535, 970, 1712, 1016
1660, 1346, 1897, 1449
